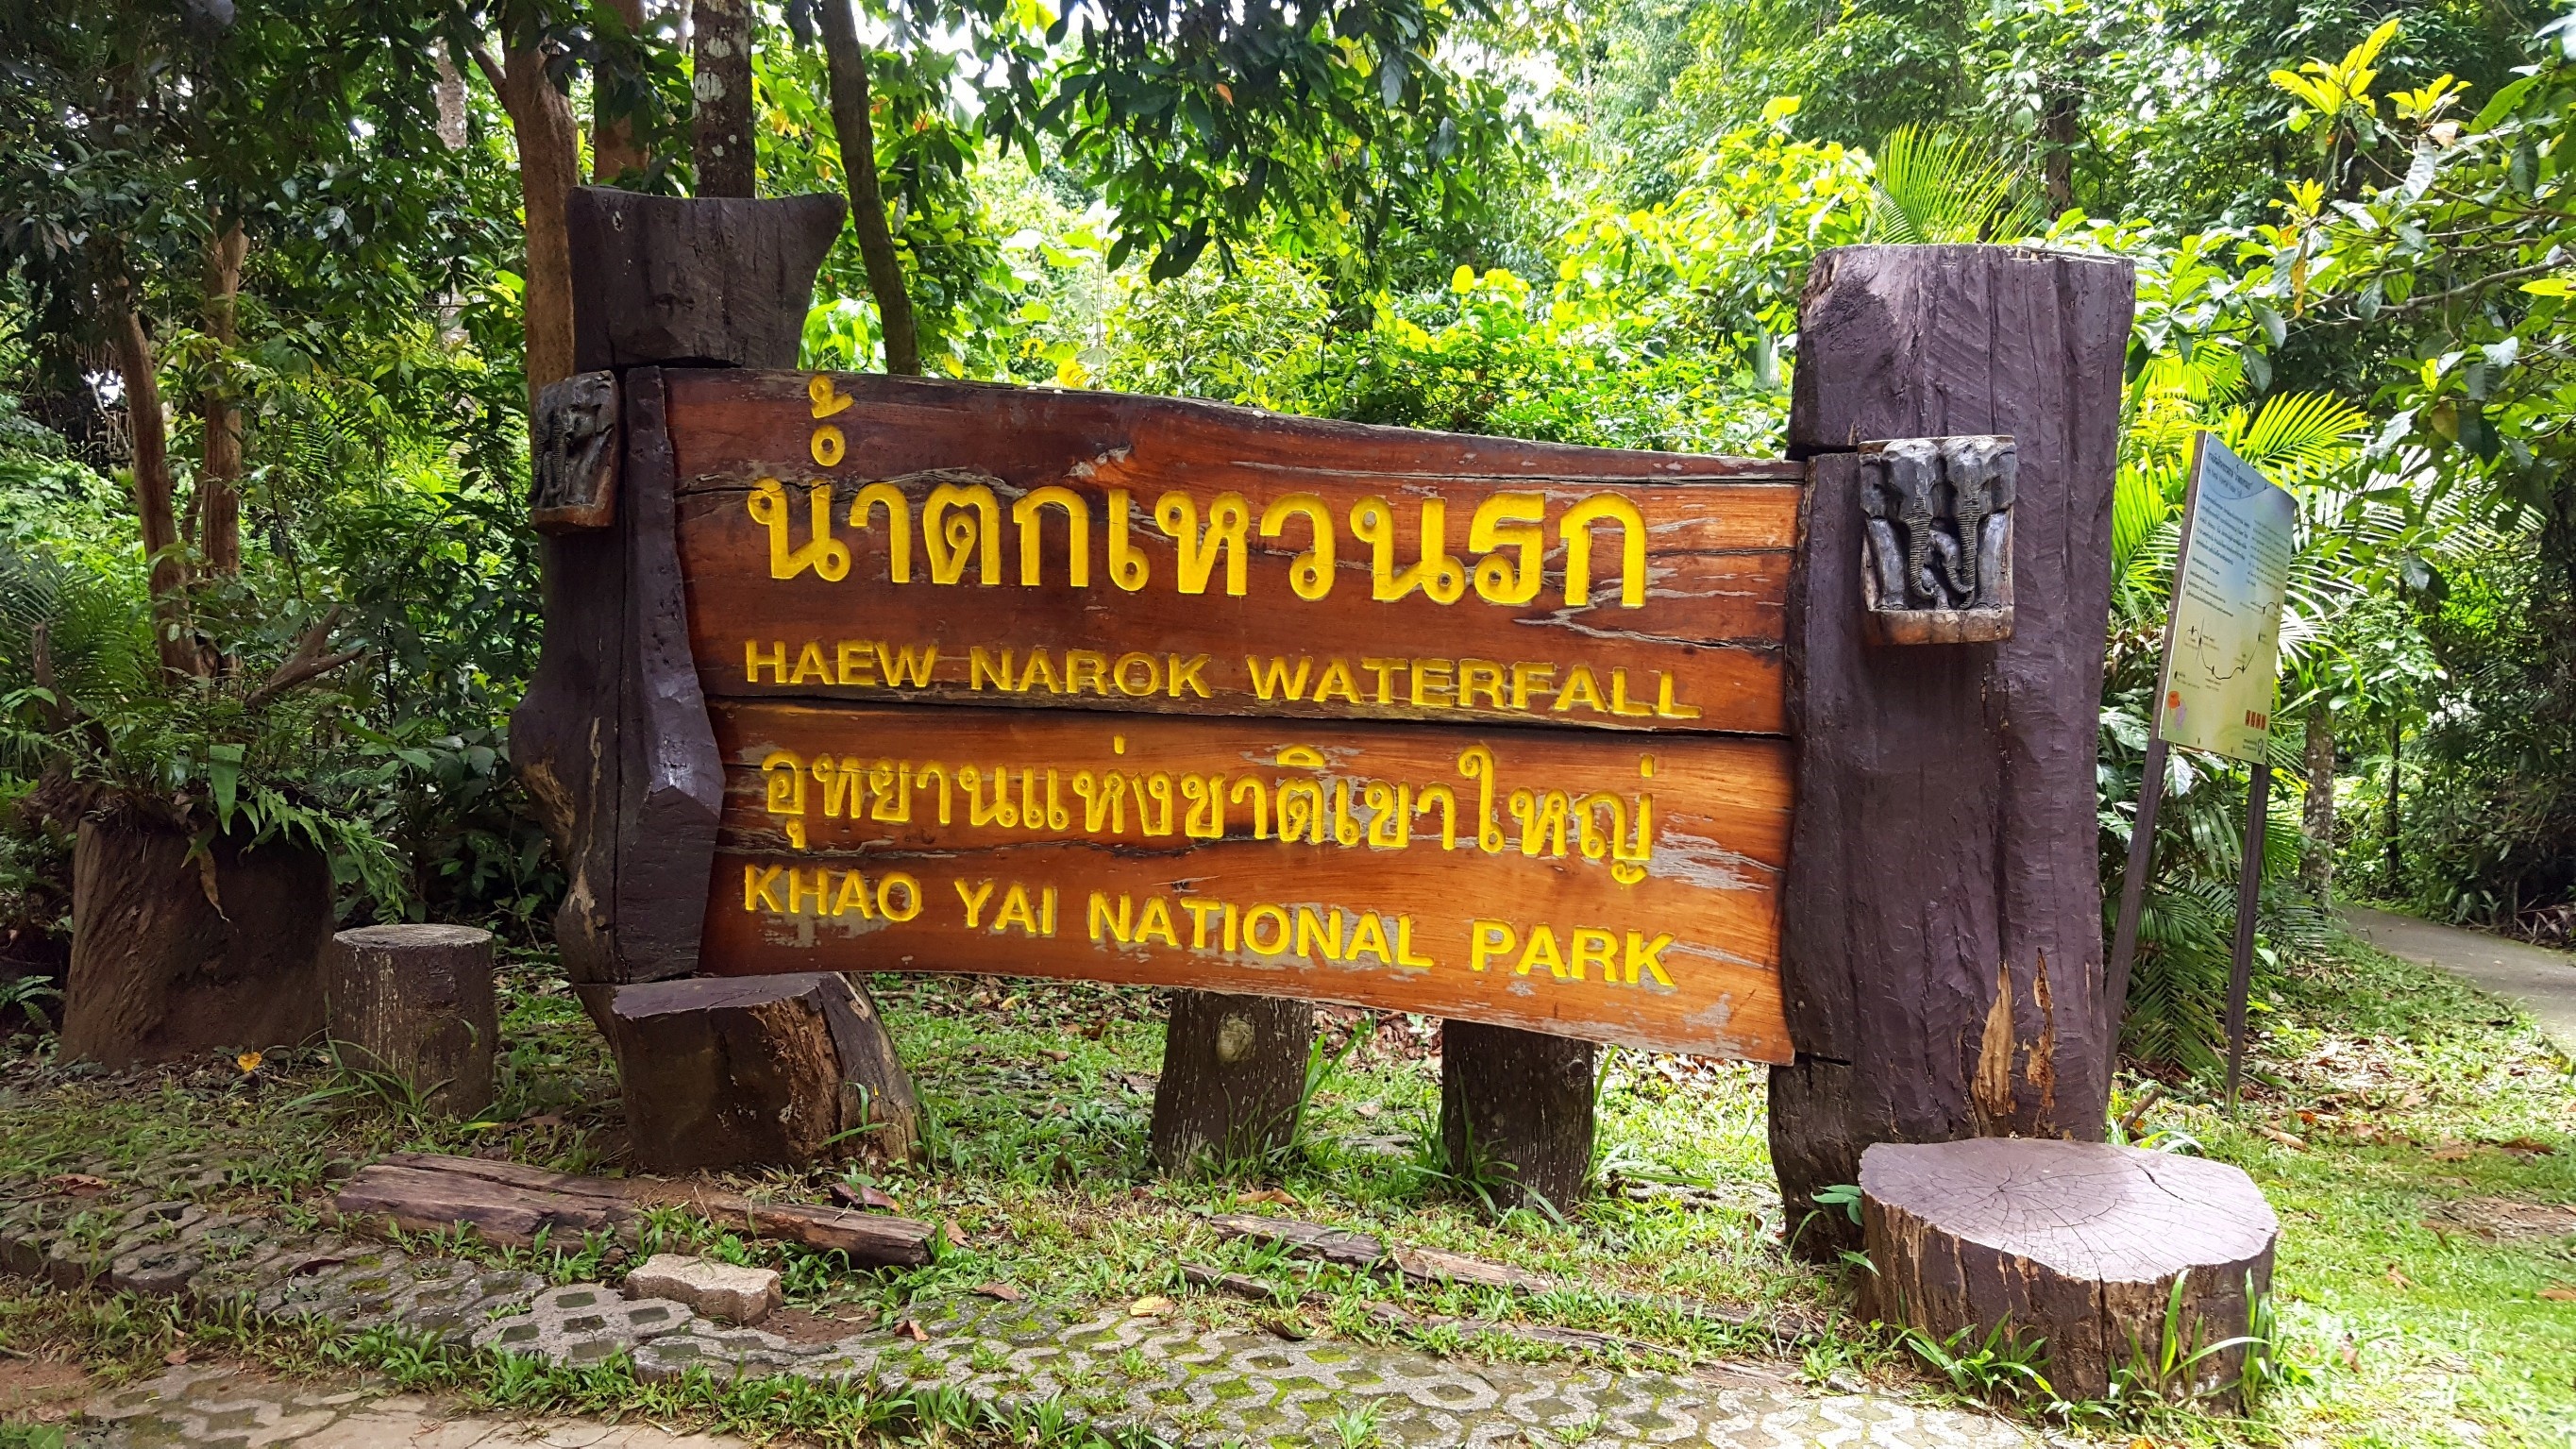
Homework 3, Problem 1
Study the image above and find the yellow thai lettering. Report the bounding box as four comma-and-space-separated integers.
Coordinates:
1104, 488, 1151, 592
923, 480, 1002, 585
848, 482, 911, 582
1350, 497, 1466, 604
1157, 491, 1250, 596
1469, 493, 1546, 605
748, 479, 850, 581
1561, 494, 1648, 608
1257, 494, 1336, 600
1012, 485, 1091, 588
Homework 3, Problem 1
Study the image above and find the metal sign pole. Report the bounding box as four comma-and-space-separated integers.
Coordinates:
2223, 763, 2272, 1112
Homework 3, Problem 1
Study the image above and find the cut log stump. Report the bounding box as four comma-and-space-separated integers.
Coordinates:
608, 973, 920, 1173
323, 924, 497, 1117
1441, 1020, 1595, 1216
1149, 989, 1315, 1174
61, 819, 331, 1069
1860, 1138, 2280, 1402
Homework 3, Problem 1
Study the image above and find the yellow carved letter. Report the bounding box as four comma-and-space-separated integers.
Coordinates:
1469, 493, 1546, 605
1349, 497, 1467, 604
1157, 491, 1251, 597
1561, 493, 1648, 608
923, 480, 1002, 585
1011, 485, 1091, 588
1258, 493, 1336, 601
848, 482, 912, 583
748, 479, 850, 581
1105, 488, 1151, 592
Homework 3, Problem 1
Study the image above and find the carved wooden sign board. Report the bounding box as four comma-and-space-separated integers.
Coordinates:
650, 369, 1800, 1062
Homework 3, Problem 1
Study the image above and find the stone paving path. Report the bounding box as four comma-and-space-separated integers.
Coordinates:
2342, 904, 2576, 1058
3, 1157, 2042, 1448
76, 1364, 749, 1448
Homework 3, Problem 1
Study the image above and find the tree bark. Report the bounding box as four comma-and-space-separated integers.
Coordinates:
197, 221, 246, 578
609, 972, 921, 1172
2301, 699, 2334, 899
323, 924, 498, 1117
1860, 1138, 2278, 1403
593, 0, 650, 182
1440, 1021, 1594, 1216
474, 43, 581, 408
1148, 990, 1314, 1174
60, 818, 331, 1069
690, 0, 756, 198
2039, 93, 2079, 214
1773, 246, 2133, 1257
817, 0, 920, 374
102, 281, 195, 677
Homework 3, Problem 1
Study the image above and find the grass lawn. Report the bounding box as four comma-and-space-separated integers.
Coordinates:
0, 928, 2568, 1447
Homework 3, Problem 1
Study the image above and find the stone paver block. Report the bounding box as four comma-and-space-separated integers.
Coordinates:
472, 1284, 701, 1365
622, 1254, 783, 1324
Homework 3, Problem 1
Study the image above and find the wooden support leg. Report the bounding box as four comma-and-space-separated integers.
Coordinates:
1440, 1020, 1595, 1216
610, 972, 920, 1172
1150, 990, 1315, 1174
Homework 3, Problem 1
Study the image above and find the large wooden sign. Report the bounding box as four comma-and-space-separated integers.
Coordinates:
664, 370, 1802, 1060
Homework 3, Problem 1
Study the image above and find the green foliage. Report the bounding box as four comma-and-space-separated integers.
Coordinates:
1861, 126, 2040, 244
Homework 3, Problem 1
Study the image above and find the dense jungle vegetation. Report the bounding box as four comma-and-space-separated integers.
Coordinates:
0, 0, 2572, 1080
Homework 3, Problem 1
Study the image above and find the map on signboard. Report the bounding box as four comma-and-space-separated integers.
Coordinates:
2157, 435, 2298, 764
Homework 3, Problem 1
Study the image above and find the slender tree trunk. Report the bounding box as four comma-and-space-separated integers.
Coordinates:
198, 222, 246, 578
433, 55, 468, 149
477, 44, 582, 408
817, 0, 919, 374
691, 0, 755, 197
593, 0, 649, 182
2040, 93, 2079, 214
2300, 699, 2334, 899
102, 280, 196, 678
2384, 719, 2402, 893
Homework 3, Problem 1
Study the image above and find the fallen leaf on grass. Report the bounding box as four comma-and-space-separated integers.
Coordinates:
2253, 1125, 2309, 1151
1044, 1049, 1071, 1063
2492, 1137, 2556, 1157
942, 1221, 967, 1248
830, 1183, 899, 1211
162, 1350, 188, 1366
42, 1173, 109, 1194
895, 1320, 928, 1341
1353, 1101, 1381, 1119
2430, 1143, 2476, 1162
2539, 1287, 2576, 1302
1235, 1188, 1299, 1208
2339, 1339, 2361, 1371
1128, 1295, 1173, 1317
974, 1282, 1023, 1302
515, 1113, 564, 1132
2385, 1264, 2413, 1289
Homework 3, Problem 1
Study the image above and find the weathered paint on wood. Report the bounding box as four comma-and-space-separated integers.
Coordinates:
665, 369, 1799, 735
694, 699, 1793, 1061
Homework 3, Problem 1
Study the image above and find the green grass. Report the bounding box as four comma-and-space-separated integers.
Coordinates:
0, 932, 2569, 1446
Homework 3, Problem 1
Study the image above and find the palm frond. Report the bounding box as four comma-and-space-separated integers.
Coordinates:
1864, 126, 2042, 244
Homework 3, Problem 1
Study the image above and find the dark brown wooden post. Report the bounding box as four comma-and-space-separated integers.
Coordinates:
323, 924, 498, 1117
514, 187, 843, 1011
1773, 244, 2134, 1255
1440, 1022, 1594, 1216
1149, 990, 1315, 1174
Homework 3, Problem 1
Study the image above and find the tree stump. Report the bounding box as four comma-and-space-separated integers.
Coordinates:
323, 924, 498, 1117
609, 972, 920, 1172
60, 819, 331, 1069
1860, 1138, 2280, 1403
1150, 990, 1314, 1174
1440, 1020, 1595, 1216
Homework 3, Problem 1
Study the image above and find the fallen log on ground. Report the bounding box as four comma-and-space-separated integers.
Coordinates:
332, 1153, 933, 1266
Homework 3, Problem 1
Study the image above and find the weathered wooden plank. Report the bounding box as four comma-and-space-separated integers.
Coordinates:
694, 699, 1792, 1061
666, 369, 1798, 735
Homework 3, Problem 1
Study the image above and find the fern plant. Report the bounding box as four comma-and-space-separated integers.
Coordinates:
1862, 126, 2042, 244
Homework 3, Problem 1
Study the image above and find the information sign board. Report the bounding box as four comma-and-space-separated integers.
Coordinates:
2156, 437, 2298, 762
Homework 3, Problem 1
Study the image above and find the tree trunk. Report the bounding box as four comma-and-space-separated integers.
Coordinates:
817, 0, 920, 374
60, 818, 331, 1069
197, 221, 246, 579
608, 972, 921, 1172
1148, 990, 1314, 1174
479, 44, 581, 408
1860, 1138, 2278, 1403
2039, 93, 2079, 214
2384, 719, 2402, 892
2301, 699, 2334, 899
1440, 1020, 1594, 1216
1772, 246, 2133, 1257
101, 282, 195, 677
690, 0, 756, 198
323, 923, 498, 1117
592, 0, 649, 182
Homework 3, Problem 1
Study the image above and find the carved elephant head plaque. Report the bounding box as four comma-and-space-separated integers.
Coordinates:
1858, 435, 2015, 645
531, 370, 619, 534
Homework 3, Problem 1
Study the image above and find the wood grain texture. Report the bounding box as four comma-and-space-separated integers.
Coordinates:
565, 190, 844, 373
1441, 1021, 1595, 1213
322, 924, 497, 1117
665, 369, 1798, 735
1860, 1138, 2278, 1402
1771, 245, 2133, 1250
1149, 991, 1315, 1171
696, 699, 1792, 1061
